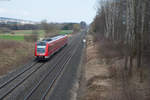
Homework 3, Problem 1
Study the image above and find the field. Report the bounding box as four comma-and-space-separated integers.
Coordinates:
59, 30, 73, 34
0, 30, 44, 41
0, 35, 24, 41
13, 30, 72, 35
13, 30, 45, 34
0, 30, 72, 41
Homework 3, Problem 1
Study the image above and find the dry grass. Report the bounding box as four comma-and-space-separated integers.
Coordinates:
0, 39, 34, 76
84, 35, 112, 100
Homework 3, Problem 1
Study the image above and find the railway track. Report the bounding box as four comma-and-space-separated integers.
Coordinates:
0, 32, 84, 100
24, 34, 82, 100
0, 61, 37, 89
41, 39, 81, 100
0, 62, 45, 99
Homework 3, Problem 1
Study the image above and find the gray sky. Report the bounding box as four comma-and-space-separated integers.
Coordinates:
0, 0, 97, 24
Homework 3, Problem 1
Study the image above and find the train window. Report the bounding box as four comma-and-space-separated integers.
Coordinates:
48, 39, 52, 41
43, 38, 52, 42
37, 42, 46, 46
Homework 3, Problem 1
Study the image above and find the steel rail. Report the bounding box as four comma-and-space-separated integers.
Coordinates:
0, 61, 37, 89
0, 63, 44, 100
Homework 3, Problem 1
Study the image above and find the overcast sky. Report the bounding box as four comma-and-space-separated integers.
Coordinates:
0, 0, 97, 24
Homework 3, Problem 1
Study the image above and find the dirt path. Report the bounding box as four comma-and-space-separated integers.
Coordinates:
83, 35, 112, 100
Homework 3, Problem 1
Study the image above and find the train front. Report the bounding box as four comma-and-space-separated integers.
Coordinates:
35, 41, 48, 59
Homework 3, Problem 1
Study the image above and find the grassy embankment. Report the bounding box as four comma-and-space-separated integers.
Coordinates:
83, 35, 150, 100
83, 35, 112, 100
0, 40, 34, 76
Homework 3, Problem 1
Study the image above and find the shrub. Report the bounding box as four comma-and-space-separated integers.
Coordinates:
24, 30, 38, 42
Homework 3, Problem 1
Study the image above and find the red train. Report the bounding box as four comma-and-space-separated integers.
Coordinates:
35, 35, 68, 59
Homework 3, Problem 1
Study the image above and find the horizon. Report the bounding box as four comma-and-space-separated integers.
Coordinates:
0, 16, 85, 24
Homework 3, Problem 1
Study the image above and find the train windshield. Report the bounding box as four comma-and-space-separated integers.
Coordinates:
37, 42, 46, 54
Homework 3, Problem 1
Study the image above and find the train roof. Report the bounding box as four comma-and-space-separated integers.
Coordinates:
51, 35, 66, 41
39, 35, 67, 44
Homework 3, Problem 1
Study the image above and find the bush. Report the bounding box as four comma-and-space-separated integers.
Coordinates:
73, 24, 80, 32
24, 30, 38, 42
24, 34, 38, 42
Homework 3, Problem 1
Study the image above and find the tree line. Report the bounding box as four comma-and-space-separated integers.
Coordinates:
0, 21, 86, 34
91, 0, 150, 81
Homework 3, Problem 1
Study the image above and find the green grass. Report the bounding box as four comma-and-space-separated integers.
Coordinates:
0, 30, 45, 41
13, 30, 45, 35
0, 30, 73, 41
0, 35, 24, 41
59, 30, 73, 34
13, 30, 33, 34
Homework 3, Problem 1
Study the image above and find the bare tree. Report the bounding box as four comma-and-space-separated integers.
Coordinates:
91, 0, 150, 82
41, 20, 58, 37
